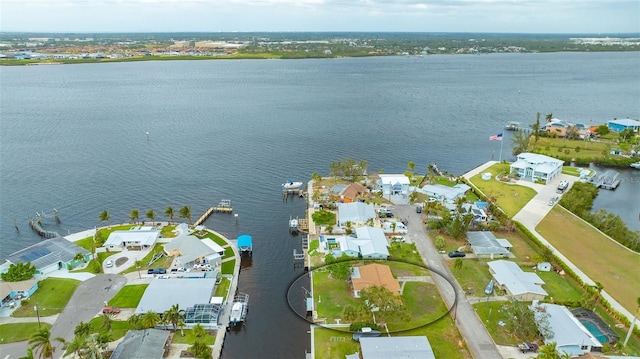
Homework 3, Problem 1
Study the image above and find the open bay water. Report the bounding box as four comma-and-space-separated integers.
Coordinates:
1, 51, 639, 358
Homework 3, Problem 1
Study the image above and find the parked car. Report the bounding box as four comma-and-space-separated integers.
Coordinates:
352, 327, 381, 342
518, 342, 539, 353
415, 205, 422, 213
105, 259, 113, 268
548, 196, 559, 206
147, 268, 166, 275
448, 251, 466, 258
102, 306, 120, 314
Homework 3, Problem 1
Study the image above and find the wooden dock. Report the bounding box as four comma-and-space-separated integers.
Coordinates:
213, 199, 233, 213
193, 207, 214, 227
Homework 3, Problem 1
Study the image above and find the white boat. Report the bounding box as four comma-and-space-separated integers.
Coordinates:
630, 161, 640, 169
504, 121, 521, 131
289, 217, 299, 233
282, 180, 303, 190
229, 293, 249, 326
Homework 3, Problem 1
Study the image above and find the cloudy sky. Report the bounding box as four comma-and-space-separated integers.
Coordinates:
1, 0, 639, 33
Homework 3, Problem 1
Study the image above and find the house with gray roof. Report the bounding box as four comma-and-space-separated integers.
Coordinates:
323, 226, 389, 260
534, 302, 603, 357
1, 237, 90, 276
488, 260, 547, 301
109, 329, 170, 359
337, 202, 376, 227
358, 336, 436, 359
510, 152, 564, 183
103, 229, 160, 251
419, 183, 470, 203
466, 231, 514, 259
163, 235, 222, 269
378, 174, 410, 196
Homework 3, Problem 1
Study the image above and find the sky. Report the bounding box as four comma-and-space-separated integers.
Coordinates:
1, 0, 639, 34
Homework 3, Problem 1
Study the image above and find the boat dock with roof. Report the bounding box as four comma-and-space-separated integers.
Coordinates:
589, 170, 621, 190
237, 234, 253, 256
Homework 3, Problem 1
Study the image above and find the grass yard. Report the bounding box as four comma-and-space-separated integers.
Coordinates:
313, 270, 358, 322
594, 306, 640, 356
161, 225, 177, 238
388, 282, 446, 331
530, 137, 609, 160
121, 244, 173, 274
196, 231, 229, 247
214, 277, 231, 298
473, 301, 520, 345
388, 243, 425, 266
447, 259, 494, 297
394, 315, 472, 358
537, 271, 583, 303
170, 329, 216, 344
11, 278, 80, 317
313, 327, 358, 359
221, 259, 235, 275
467, 163, 537, 217
388, 261, 430, 277
87, 318, 129, 341
223, 247, 234, 259
73, 236, 96, 252
536, 206, 640, 313
0, 323, 52, 343
108, 284, 148, 308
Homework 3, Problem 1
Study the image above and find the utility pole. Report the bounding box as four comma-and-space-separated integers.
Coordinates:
34, 303, 41, 328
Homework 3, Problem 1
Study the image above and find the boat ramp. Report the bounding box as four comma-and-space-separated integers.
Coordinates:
589, 170, 621, 190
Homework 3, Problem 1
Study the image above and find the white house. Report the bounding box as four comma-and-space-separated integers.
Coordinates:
163, 235, 222, 269
378, 174, 410, 196
488, 260, 547, 301
323, 226, 389, 260
419, 183, 470, 203
533, 302, 603, 357
467, 231, 514, 259
337, 202, 376, 227
103, 229, 160, 251
510, 152, 564, 183
358, 336, 436, 359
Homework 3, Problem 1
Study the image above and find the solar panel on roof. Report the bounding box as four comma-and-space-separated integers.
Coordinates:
20, 247, 51, 262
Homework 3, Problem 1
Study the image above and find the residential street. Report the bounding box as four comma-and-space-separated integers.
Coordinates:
394, 204, 504, 359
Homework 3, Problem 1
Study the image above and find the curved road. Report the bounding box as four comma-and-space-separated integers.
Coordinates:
395, 204, 503, 359
0, 274, 126, 359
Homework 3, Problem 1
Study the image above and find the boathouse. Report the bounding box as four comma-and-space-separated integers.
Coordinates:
237, 234, 253, 255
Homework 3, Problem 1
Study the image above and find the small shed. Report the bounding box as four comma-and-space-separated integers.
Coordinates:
537, 262, 552, 272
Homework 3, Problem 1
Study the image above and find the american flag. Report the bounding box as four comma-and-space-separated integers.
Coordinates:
489, 133, 503, 141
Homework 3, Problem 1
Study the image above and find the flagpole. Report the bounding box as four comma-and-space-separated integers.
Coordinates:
499, 136, 503, 162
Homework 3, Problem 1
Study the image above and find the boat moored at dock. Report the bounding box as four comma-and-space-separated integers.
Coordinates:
229, 293, 249, 327
289, 216, 299, 233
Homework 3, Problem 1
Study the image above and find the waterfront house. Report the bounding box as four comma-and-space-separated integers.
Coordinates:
337, 202, 376, 227
467, 231, 514, 258
509, 152, 563, 183
103, 228, 160, 251
110, 329, 170, 359
357, 336, 436, 359
543, 119, 590, 139
377, 174, 410, 196
329, 182, 368, 203
607, 118, 640, 133
351, 263, 400, 298
533, 302, 603, 357
163, 235, 222, 270
0, 279, 38, 308
1, 237, 90, 277
488, 260, 547, 301
324, 226, 389, 260
419, 183, 470, 203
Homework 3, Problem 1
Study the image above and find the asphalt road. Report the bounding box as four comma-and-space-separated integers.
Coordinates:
395, 204, 503, 359
0, 274, 126, 359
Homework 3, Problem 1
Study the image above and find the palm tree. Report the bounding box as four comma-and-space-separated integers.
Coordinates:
100, 313, 114, 332
178, 317, 186, 337
179, 206, 192, 225
128, 313, 142, 330
545, 113, 553, 122
164, 206, 174, 224
624, 296, 640, 346
74, 321, 91, 338
73, 252, 86, 264
134, 259, 142, 279
435, 236, 446, 251
189, 340, 212, 359
130, 209, 139, 224
98, 210, 110, 228
140, 310, 161, 329
538, 341, 571, 359
192, 323, 207, 338
28, 327, 64, 359
164, 303, 185, 329
18, 348, 34, 359
146, 209, 156, 226
593, 281, 604, 306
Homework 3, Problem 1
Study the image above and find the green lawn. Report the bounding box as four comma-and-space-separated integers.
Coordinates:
221, 259, 235, 275
467, 163, 538, 217
537, 271, 583, 303
473, 301, 520, 345
223, 247, 234, 259
397, 315, 472, 358
388, 243, 425, 266
313, 327, 358, 359
530, 137, 610, 160
387, 282, 446, 331
170, 328, 216, 344
214, 277, 231, 298
161, 225, 177, 238
108, 284, 148, 308
121, 244, 173, 274
388, 261, 430, 277
87, 318, 129, 341
447, 260, 494, 298
73, 236, 96, 252
536, 206, 640, 312
11, 278, 80, 317
313, 270, 358, 322
196, 231, 229, 247
0, 323, 52, 343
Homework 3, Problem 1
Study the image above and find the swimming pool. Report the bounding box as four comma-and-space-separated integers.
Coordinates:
579, 319, 609, 343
